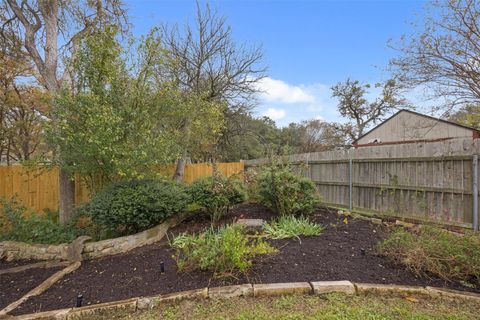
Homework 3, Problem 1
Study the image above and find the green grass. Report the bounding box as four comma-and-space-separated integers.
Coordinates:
87, 293, 480, 320
263, 215, 324, 240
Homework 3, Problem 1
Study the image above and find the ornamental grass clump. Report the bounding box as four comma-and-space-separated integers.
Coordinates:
170, 224, 276, 276
263, 215, 324, 240
378, 226, 480, 286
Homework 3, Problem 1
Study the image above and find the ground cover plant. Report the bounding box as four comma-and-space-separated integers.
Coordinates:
92, 293, 480, 320
76, 179, 189, 237
378, 226, 480, 287
188, 175, 246, 222
262, 215, 324, 240
170, 224, 276, 276
0, 198, 76, 244
257, 161, 319, 216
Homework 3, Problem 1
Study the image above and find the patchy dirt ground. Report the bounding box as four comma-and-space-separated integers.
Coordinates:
9, 203, 479, 315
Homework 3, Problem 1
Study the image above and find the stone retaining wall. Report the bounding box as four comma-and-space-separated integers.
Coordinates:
0, 218, 176, 262
0, 241, 69, 261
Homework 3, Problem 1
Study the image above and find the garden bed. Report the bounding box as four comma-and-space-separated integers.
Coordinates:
0, 266, 62, 310
0, 258, 40, 270
10, 203, 480, 315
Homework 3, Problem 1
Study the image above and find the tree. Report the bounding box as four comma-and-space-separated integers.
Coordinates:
448, 104, 480, 129
2, 0, 127, 223
331, 79, 405, 141
280, 119, 346, 153
0, 87, 46, 163
389, 0, 480, 110
0, 31, 45, 164
218, 114, 281, 161
160, 3, 266, 180
46, 26, 182, 193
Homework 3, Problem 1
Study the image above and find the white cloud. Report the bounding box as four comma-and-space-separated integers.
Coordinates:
263, 108, 286, 120
254, 77, 343, 127
257, 77, 315, 104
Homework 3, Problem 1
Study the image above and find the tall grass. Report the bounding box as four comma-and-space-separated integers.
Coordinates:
378, 226, 480, 286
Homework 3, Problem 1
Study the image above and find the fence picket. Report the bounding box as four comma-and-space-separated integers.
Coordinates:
0, 162, 244, 213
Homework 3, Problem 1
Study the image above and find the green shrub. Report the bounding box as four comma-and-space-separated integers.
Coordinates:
257, 163, 319, 216
188, 175, 246, 222
77, 179, 189, 236
378, 226, 480, 285
263, 215, 324, 240
0, 198, 76, 244
170, 224, 276, 276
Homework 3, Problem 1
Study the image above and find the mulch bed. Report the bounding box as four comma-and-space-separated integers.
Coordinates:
10, 203, 480, 315
0, 259, 42, 270
0, 267, 62, 310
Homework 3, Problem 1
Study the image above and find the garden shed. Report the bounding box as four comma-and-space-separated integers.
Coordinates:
353, 109, 480, 148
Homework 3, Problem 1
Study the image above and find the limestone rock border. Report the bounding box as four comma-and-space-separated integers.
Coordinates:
7, 281, 480, 320
0, 216, 183, 263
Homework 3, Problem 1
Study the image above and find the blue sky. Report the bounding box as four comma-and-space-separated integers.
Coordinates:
126, 0, 426, 126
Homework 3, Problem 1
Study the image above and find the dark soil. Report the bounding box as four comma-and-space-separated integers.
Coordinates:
0, 259, 41, 270
0, 267, 62, 310
169, 202, 277, 236
11, 203, 480, 315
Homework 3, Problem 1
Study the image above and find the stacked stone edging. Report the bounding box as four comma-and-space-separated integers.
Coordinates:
8, 281, 480, 320
0, 216, 180, 262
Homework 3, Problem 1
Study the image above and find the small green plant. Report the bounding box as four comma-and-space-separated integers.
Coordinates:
0, 198, 76, 244
188, 175, 246, 222
76, 179, 189, 236
263, 215, 324, 240
170, 224, 276, 276
257, 160, 319, 216
378, 226, 480, 286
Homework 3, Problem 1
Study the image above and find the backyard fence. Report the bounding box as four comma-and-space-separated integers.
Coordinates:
244, 138, 480, 231
0, 162, 244, 213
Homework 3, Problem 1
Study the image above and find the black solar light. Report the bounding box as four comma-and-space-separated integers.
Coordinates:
360, 248, 366, 256
76, 294, 83, 307
160, 261, 165, 274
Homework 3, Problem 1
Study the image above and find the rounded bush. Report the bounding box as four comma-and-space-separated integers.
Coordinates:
188, 176, 246, 221
77, 179, 189, 236
258, 168, 319, 216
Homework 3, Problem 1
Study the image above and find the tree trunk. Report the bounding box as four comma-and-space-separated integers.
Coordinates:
59, 169, 75, 224
173, 152, 187, 182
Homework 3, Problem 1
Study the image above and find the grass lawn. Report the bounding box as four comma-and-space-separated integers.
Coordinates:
89, 293, 480, 320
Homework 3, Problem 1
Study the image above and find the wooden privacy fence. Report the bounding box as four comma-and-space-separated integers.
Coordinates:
0, 162, 244, 213
244, 138, 480, 230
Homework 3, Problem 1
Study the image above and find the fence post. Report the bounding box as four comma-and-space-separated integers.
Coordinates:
349, 158, 353, 212
473, 154, 478, 232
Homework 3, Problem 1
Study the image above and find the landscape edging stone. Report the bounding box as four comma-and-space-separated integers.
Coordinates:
253, 282, 313, 297
6, 282, 480, 319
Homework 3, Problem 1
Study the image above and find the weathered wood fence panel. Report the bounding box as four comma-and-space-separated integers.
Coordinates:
0, 162, 244, 213
244, 138, 480, 229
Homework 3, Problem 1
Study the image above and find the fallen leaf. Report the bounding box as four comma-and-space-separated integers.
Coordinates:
404, 296, 419, 303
